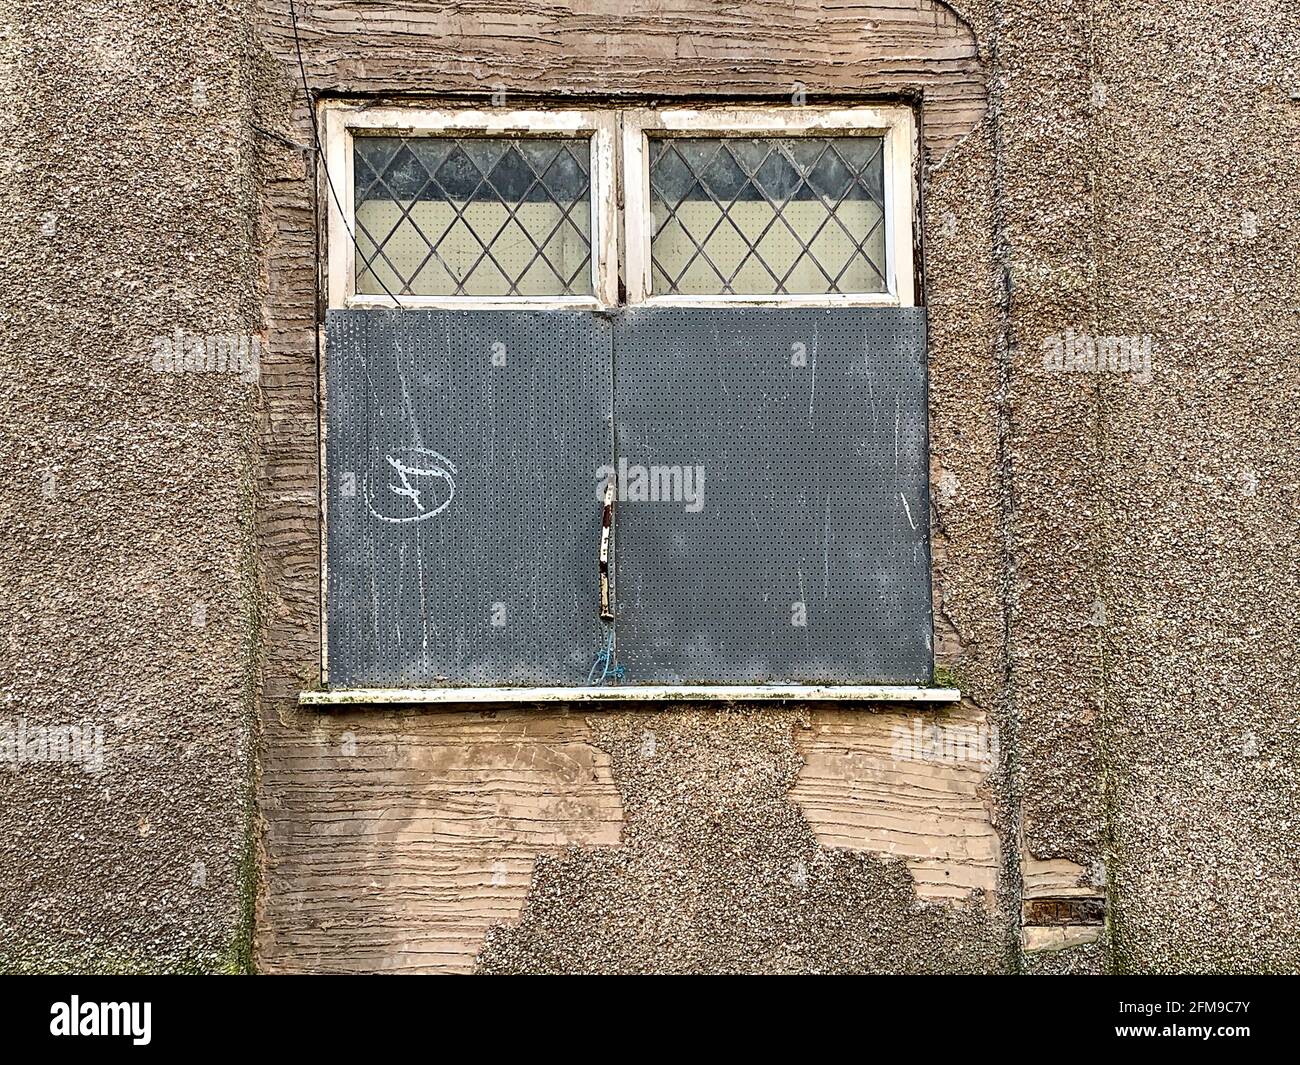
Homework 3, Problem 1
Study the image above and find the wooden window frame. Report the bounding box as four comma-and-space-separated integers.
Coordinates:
621, 105, 917, 308
313, 103, 943, 702
322, 105, 620, 310
323, 104, 918, 311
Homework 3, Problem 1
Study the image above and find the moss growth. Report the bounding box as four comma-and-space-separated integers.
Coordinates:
932, 663, 967, 691
229, 404, 264, 975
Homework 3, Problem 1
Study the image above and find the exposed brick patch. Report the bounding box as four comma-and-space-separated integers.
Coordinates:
1023, 897, 1105, 927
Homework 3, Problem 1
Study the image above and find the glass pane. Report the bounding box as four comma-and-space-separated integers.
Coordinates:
648, 135, 887, 296
353, 134, 593, 297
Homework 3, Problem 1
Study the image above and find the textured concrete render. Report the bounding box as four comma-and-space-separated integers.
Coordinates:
1093, 0, 1300, 974
979, 0, 1300, 973
475, 708, 1007, 974
0, 1, 260, 971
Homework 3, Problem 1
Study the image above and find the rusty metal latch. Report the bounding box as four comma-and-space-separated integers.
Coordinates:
599, 481, 614, 620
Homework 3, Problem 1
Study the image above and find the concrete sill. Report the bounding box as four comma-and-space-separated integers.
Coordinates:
298, 684, 962, 708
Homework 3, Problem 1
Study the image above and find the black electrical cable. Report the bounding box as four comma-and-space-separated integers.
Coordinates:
289, 0, 406, 308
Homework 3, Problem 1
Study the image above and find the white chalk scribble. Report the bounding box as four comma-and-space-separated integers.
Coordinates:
365, 448, 458, 524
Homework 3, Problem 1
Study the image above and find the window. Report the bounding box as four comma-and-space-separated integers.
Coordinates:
319, 105, 930, 694
352, 135, 595, 297
623, 107, 915, 306
324, 105, 914, 308
324, 108, 618, 308
643, 135, 887, 296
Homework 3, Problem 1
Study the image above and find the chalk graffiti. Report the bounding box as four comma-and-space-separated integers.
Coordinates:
365, 448, 458, 524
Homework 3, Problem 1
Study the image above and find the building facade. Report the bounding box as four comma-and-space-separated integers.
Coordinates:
1, 0, 1297, 974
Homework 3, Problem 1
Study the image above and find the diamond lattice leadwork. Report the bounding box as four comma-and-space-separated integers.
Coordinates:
353, 135, 593, 297
648, 136, 887, 296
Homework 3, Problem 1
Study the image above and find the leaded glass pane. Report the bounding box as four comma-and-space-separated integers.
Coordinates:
647, 135, 887, 296
353, 135, 593, 297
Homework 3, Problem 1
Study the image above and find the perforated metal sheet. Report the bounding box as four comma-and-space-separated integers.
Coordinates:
611, 306, 932, 684
326, 306, 931, 689
325, 309, 612, 687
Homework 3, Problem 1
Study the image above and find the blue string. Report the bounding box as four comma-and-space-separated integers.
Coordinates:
586, 628, 624, 685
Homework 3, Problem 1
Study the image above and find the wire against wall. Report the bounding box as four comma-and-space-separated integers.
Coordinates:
587, 628, 624, 686
288, 0, 407, 309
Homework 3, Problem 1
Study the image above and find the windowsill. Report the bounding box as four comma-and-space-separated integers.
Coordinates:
298, 684, 961, 707
628, 293, 908, 309
339, 295, 607, 311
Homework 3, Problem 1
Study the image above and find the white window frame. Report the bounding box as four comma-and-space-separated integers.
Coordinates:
322, 105, 620, 310
621, 105, 917, 308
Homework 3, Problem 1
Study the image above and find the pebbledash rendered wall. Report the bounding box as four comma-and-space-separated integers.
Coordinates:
0, 1, 262, 971
1, 0, 1296, 974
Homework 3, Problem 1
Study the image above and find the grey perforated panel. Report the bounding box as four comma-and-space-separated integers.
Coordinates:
326, 306, 931, 689
611, 306, 932, 684
325, 309, 612, 687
